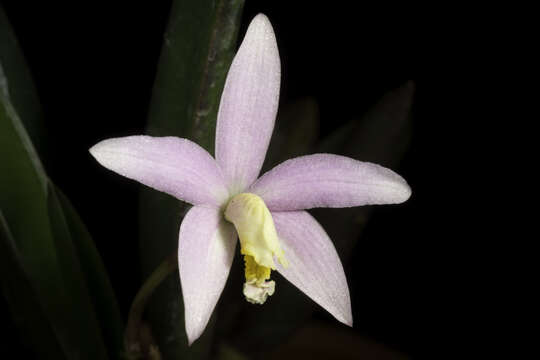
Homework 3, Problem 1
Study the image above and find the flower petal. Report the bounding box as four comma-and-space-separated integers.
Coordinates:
215, 14, 281, 192
90, 136, 229, 206
178, 205, 237, 344
251, 154, 411, 211
272, 211, 352, 326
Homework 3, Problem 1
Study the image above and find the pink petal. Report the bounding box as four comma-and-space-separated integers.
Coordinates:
178, 205, 238, 344
215, 14, 281, 192
272, 211, 353, 326
90, 136, 229, 206
250, 154, 411, 211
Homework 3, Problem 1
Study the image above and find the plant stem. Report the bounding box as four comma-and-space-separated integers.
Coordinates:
125, 253, 177, 359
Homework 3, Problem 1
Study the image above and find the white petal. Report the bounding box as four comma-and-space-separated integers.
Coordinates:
178, 206, 237, 344
90, 136, 229, 206
215, 14, 281, 191
273, 211, 353, 326
251, 154, 411, 211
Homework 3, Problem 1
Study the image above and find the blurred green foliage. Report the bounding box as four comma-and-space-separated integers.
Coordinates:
0, 7, 47, 158
1, 7, 123, 359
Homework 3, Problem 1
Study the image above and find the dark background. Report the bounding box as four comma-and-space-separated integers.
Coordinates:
1, 0, 470, 358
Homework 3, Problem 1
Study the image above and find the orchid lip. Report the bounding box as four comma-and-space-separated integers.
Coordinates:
224, 193, 288, 304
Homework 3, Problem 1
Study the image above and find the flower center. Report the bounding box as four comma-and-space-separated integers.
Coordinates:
224, 193, 288, 304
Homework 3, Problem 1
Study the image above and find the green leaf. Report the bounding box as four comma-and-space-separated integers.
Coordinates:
1, 58, 71, 358
0, 211, 67, 360
0, 6, 47, 158
0, 83, 111, 359
145, 0, 244, 154
139, 0, 244, 358
0, 81, 50, 287
1, 14, 50, 282
2, 7, 120, 357
54, 186, 124, 359
45, 183, 110, 359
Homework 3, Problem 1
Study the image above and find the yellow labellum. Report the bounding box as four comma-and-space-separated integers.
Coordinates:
224, 193, 288, 304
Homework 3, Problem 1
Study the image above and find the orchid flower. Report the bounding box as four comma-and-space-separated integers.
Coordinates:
89, 14, 411, 345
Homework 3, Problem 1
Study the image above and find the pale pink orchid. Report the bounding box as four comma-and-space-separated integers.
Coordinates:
90, 14, 411, 345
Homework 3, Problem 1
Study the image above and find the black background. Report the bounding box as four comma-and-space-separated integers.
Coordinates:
1, 0, 474, 358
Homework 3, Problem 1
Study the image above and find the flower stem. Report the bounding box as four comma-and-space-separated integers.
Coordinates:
125, 253, 177, 359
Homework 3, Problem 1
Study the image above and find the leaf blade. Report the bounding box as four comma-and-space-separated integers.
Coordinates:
54, 188, 124, 359
0, 211, 67, 360
0, 72, 110, 360
0, 6, 47, 157
45, 182, 110, 359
